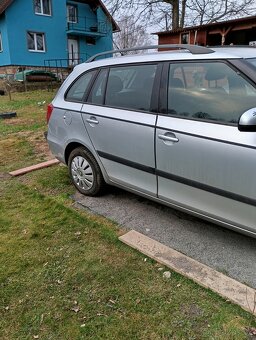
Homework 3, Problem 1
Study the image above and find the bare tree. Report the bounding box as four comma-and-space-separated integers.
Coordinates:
186, 0, 256, 26
114, 15, 152, 51
106, 0, 183, 30
164, 0, 180, 29
106, 0, 255, 31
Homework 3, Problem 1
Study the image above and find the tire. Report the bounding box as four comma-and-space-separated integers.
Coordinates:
68, 147, 105, 196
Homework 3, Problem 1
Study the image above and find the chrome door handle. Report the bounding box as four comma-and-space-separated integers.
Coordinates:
86, 117, 99, 124
158, 134, 179, 143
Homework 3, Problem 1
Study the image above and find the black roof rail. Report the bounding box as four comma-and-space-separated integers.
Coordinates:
86, 44, 214, 63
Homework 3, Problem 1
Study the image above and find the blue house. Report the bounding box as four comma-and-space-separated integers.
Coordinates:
0, 0, 118, 72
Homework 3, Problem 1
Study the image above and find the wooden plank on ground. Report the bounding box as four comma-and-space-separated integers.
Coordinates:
9, 159, 60, 177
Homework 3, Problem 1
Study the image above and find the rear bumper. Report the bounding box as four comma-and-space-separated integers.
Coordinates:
47, 136, 66, 164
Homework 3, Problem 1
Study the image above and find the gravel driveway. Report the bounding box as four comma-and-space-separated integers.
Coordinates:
74, 187, 256, 289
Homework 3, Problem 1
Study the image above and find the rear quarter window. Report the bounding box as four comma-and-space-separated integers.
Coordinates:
65, 70, 96, 102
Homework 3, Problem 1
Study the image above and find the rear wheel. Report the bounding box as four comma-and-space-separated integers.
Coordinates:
68, 147, 105, 196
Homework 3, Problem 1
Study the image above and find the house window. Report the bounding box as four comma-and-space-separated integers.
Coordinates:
0, 32, 2, 52
181, 32, 189, 44
27, 32, 46, 52
86, 37, 96, 45
34, 0, 51, 16
67, 5, 78, 23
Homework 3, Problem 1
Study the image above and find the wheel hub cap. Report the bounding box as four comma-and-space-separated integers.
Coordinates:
71, 156, 94, 190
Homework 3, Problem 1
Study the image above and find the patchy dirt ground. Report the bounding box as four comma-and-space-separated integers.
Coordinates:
0, 129, 54, 175
12, 130, 54, 162
26, 130, 54, 161
0, 172, 11, 181
3, 117, 37, 126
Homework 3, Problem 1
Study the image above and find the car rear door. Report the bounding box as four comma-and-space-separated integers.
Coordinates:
81, 63, 161, 196
156, 60, 256, 234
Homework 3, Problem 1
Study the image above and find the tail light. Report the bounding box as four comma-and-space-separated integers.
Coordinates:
46, 103, 54, 124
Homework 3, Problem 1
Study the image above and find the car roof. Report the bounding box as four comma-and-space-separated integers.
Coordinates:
211, 46, 256, 59
74, 47, 254, 73
57, 45, 256, 101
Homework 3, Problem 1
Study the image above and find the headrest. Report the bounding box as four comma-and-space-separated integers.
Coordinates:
107, 75, 123, 93
205, 67, 226, 81
170, 78, 184, 89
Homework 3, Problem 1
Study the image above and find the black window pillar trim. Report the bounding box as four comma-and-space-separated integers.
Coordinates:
159, 62, 169, 115
84, 67, 109, 105
229, 59, 256, 85
102, 67, 110, 106
82, 69, 100, 103
150, 63, 163, 113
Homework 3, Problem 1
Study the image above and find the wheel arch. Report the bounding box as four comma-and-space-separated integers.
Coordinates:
64, 142, 110, 184
64, 142, 93, 165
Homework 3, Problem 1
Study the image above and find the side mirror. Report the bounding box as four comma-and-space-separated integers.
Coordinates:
238, 108, 256, 132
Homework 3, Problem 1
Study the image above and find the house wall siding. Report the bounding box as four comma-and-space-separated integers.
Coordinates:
159, 34, 178, 45
67, 2, 113, 60
158, 30, 207, 46
0, 13, 11, 65
5, 0, 67, 66
80, 7, 113, 59
0, 0, 114, 68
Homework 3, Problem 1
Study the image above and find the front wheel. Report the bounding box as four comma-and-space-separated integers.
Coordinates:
68, 147, 105, 196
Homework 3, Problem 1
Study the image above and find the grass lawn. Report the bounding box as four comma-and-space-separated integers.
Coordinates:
0, 91, 256, 339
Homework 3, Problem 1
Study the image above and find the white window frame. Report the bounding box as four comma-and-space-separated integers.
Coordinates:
0, 32, 2, 52
67, 5, 78, 23
34, 0, 52, 16
27, 31, 46, 52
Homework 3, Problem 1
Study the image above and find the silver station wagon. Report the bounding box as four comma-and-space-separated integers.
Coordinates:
47, 44, 256, 238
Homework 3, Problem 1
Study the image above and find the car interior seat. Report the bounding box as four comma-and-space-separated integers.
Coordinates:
105, 75, 123, 106
169, 77, 184, 90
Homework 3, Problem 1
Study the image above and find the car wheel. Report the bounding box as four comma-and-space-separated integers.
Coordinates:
68, 147, 105, 196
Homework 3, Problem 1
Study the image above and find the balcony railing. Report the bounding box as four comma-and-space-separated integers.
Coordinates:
67, 17, 108, 36
44, 53, 91, 81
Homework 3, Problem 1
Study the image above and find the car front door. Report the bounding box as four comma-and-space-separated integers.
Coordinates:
156, 61, 256, 234
81, 63, 160, 196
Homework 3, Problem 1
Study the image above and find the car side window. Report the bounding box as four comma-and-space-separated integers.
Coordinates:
168, 62, 256, 124
87, 69, 108, 105
65, 70, 96, 102
105, 64, 157, 112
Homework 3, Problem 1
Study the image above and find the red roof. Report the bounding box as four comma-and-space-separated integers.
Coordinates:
154, 15, 256, 35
